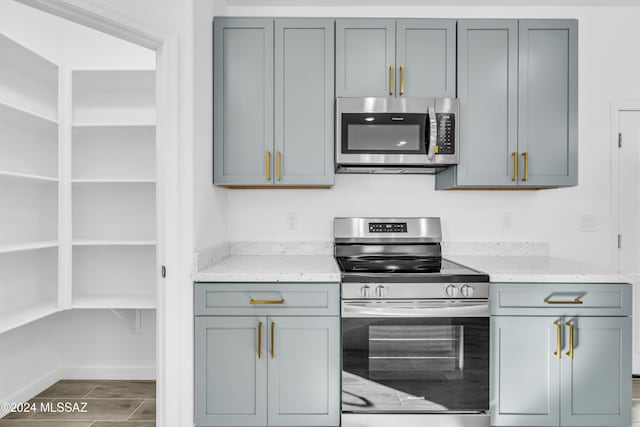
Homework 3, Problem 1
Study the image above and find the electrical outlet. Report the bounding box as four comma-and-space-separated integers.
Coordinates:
500, 213, 513, 231
579, 214, 597, 232
285, 212, 298, 230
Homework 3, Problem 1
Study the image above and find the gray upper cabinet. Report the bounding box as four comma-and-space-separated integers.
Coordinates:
274, 19, 334, 186
335, 19, 395, 97
439, 20, 518, 188
213, 18, 274, 186
436, 19, 578, 189
396, 19, 456, 98
213, 17, 334, 187
519, 20, 578, 187
336, 18, 456, 98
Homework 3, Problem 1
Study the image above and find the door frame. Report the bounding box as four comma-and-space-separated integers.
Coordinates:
609, 100, 640, 375
609, 100, 640, 272
12, 1, 183, 426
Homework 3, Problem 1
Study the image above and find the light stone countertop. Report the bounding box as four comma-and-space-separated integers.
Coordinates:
447, 255, 638, 284
193, 255, 341, 283
193, 241, 638, 285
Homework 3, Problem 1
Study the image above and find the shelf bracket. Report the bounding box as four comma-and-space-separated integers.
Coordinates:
110, 309, 142, 334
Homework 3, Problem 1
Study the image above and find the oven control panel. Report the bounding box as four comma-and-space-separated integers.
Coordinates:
368, 222, 407, 233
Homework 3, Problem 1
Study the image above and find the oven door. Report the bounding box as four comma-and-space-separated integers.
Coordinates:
341, 299, 489, 414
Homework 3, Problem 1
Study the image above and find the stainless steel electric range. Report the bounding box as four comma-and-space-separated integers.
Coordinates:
335, 217, 490, 427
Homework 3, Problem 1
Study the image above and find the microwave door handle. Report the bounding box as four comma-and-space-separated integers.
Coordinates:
427, 105, 437, 162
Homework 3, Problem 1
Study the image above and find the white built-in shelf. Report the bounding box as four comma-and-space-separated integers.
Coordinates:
0, 303, 59, 335
0, 100, 57, 127
72, 70, 156, 125
0, 170, 58, 182
73, 239, 156, 246
0, 34, 58, 121
72, 123, 155, 128
72, 296, 156, 310
0, 241, 58, 254
72, 124, 155, 182
72, 179, 155, 184
73, 183, 155, 241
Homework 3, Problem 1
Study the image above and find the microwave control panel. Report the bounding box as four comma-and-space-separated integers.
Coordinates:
435, 113, 455, 155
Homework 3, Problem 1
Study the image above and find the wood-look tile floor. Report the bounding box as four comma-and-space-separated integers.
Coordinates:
0, 380, 155, 427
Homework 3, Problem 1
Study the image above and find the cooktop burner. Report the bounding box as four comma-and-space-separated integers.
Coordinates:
334, 217, 489, 288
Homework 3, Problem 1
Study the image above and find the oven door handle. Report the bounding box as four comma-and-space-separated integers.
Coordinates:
342, 300, 489, 318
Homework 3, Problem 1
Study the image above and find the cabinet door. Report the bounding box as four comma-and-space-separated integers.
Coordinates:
518, 20, 578, 187
560, 317, 631, 427
396, 19, 456, 98
213, 18, 274, 185
491, 317, 560, 426
195, 316, 267, 426
453, 20, 519, 187
335, 19, 395, 97
274, 19, 334, 186
267, 317, 340, 426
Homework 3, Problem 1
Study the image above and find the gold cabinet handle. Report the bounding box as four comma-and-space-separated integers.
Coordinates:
566, 322, 575, 359
250, 299, 285, 305
389, 64, 394, 96
512, 152, 519, 181
521, 152, 529, 181
544, 298, 583, 305
400, 64, 405, 96
271, 322, 275, 359
266, 151, 271, 181
257, 321, 263, 359
553, 321, 562, 359
276, 151, 281, 181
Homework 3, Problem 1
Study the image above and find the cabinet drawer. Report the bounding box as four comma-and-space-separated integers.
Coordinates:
490, 283, 632, 316
195, 282, 340, 316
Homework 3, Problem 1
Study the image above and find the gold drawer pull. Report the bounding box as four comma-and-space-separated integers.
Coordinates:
512, 152, 519, 181
389, 64, 394, 96
250, 299, 285, 305
544, 298, 583, 305
521, 152, 529, 181
271, 322, 276, 359
257, 321, 263, 359
566, 322, 575, 359
266, 151, 271, 181
553, 321, 562, 359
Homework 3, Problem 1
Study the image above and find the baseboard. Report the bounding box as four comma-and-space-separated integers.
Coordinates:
0, 369, 60, 419
57, 366, 156, 380
0, 365, 156, 419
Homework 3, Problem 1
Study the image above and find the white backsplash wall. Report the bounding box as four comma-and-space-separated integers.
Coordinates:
221, 5, 640, 269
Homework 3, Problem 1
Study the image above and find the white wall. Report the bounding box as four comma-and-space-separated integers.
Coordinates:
215, 5, 640, 269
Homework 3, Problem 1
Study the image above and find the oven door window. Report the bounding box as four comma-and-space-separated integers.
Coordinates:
342, 316, 489, 413
341, 113, 426, 154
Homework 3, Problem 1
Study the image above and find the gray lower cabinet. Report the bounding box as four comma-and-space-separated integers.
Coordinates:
335, 18, 456, 98
436, 19, 578, 189
195, 316, 268, 427
268, 317, 340, 426
194, 282, 340, 427
490, 283, 632, 427
213, 17, 334, 186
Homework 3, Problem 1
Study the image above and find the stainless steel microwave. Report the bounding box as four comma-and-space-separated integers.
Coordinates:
336, 97, 459, 174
